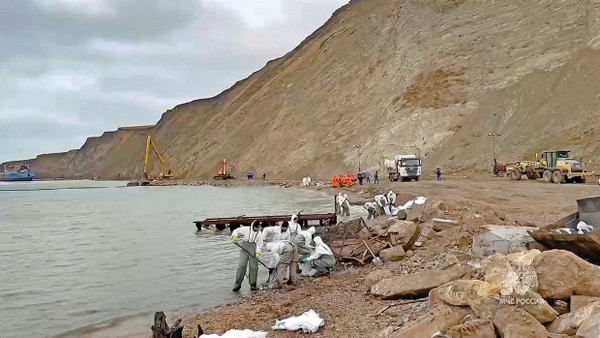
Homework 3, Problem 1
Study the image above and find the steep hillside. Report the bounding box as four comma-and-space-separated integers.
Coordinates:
6, 0, 600, 180
3, 126, 152, 179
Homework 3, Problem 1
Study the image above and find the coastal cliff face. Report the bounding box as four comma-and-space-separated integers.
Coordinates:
6, 0, 600, 180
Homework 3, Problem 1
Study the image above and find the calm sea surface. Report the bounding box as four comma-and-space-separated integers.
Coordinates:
0, 181, 333, 337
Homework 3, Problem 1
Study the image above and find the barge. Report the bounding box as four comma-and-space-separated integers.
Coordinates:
194, 212, 337, 231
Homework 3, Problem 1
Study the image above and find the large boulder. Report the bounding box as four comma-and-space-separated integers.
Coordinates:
479, 252, 557, 323
436, 280, 500, 307
547, 301, 600, 335
444, 319, 496, 338
577, 308, 600, 337
405, 203, 426, 222
532, 250, 600, 299
366, 217, 394, 236
364, 269, 395, 290
390, 305, 471, 338
371, 265, 471, 300
472, 226, 537, 257
379, 246, 406, 262
418, 200, 446, 223
435, 280, 502, 320
517, 290, 559, 324
387, 220, 421, 250
571, 296, 600, 312
492, 307, 548, 338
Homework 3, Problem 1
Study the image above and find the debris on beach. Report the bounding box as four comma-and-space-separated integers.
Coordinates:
272, 309, 324, 333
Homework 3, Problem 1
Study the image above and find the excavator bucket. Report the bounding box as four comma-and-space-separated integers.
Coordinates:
578, 196, 600, 227
530, 195, 600, 264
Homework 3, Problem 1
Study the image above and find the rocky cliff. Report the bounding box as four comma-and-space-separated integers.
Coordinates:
6, 0, 600, 180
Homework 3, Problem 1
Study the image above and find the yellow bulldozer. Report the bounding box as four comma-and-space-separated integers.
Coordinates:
506, 149, 592, 184
143, 135, 173, 181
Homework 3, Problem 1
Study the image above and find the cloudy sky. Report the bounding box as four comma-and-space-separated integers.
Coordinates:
0, 0, 347, 163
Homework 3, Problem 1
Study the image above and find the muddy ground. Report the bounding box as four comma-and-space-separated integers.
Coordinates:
176, 177, 599, 338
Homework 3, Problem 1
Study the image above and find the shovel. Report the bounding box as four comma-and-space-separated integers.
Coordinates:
363, 240, 383, 267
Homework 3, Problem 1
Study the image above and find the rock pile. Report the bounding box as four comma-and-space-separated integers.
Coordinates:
369, 249, 600, 337
348, 197, 600, 337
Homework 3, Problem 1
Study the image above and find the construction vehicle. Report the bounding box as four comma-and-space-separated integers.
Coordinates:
506, 149, 591, 183
213, 159, 235, 180
384, 154, 422, 182
143, 135, 173, 181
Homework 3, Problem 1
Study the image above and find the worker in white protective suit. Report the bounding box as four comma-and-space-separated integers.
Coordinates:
289, 214, 302, 236
231, 221, 263, 291
301, 236, 335, 276
261, 221, 291, 242
260, 221, 291, 287
291, 226, 316, 256
374, 194, 388, 216
265, 240, 299, 288
336, 193, 344, 215
387, 190, 397, 207
364, 202, 377, 220
302, 177, 308, 186
307, 177, 312, 186
340, 194, 351, 216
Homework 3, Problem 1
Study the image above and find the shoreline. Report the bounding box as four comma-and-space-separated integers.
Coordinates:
147, 177, 597, 337
35, 177, 600, 337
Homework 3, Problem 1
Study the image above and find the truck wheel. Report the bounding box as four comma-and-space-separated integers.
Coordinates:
526, 172, 539, 180
415, 176, 420, 181
543, 170, 552, 183
552, 170, 564, 184
510, 171, 522, 180
574, 176, 586, 183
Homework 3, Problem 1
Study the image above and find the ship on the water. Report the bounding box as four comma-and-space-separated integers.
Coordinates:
2, 163, 36, 181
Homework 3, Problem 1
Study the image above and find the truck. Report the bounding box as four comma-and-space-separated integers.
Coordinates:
384, 154, 422, 182
506, 149, 592, 184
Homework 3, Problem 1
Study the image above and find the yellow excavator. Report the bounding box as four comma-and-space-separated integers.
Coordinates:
143, 135, 173, 181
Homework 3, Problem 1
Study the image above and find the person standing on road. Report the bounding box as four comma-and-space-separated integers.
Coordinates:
374, 171, 379, 184
231, 221, 263, 291
262, 172, 266, 180
436, 166, 443, 181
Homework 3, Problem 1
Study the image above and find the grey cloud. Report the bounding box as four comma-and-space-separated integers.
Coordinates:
0, 0, 348, 162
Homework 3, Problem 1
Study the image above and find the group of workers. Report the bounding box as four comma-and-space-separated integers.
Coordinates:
301, 176, 312, 186
364, 190, 397, 219
230, 214, 336, 292
357, 170, 378, 185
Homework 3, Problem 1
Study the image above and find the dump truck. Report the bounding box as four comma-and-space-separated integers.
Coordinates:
384, 154, 422, 182
506, 149, 591, 183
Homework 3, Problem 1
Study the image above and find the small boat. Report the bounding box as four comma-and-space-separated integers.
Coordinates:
530, 195, 600, 264
2, 163, 36, 181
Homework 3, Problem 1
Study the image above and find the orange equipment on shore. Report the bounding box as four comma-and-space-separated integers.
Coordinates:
213, 159, 235, 180
331, 172, 357, 188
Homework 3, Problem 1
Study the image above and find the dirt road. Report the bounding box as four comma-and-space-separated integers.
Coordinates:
349, 176, 600, 226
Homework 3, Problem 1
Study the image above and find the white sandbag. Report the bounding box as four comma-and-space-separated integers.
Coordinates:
414, 196, 427, 205
200, 329, 269, 338
272, 309, 324, 333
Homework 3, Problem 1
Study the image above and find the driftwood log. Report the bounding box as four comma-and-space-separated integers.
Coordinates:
151, 311, 183, 338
